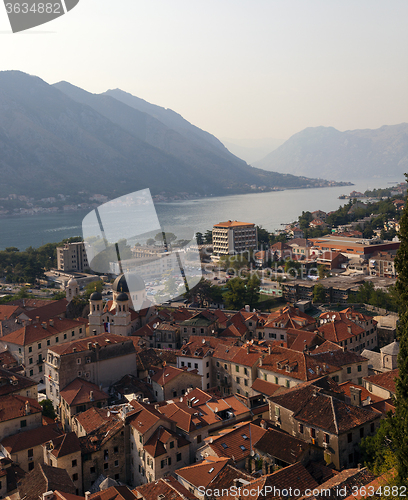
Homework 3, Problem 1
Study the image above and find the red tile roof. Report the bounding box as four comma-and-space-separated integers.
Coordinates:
213, 220, 255, 227
144, 425, 190, 458
339, 381, 383, 404
49, 333, 131, 355
74, 406, 117, 435
0, 305, 20, 321
254, 427, 310, 464
91, 486, 137, 500
0, 394, 41, 423
286, 329, 324, 352
128, 400, 173, 434
1, 317, 88, 346
0, 367, 37, 396
260, 346, 341, 382
175, 456, 230, 488
206, 422, 266, 462
47, 432, 81, 458
270, 384, 380, 434
150, 365, 201, 385
133, 476, 195, 500
60, 378, 108, 406
1, 423, 61, 453
251, 378, 284, 397
25, 299, 69, 321
364, 369, 398, 395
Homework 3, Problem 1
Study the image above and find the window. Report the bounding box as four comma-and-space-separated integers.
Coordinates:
64, 333, 67, 339
348, 433, 352, 443
47, 339, 50, 346
56, 336, 59, 343
72, 459, 77, 467
263, 373, 267, 381
79, 328, 82, 334
28, 462, 34, 471
29, 346, 32, 353
170, 441, 174, 449
216, 361, 220, 367
73, 473, 78, 481
114, 446, 119, 453
275, 376, 279, 384
269, 333, 276, 339
347, 367, 352, 374
236, 377, 240, 384
20, 420, 27, 428
181, 361, 185, 367
280, 334, 284, 340
177, 452, 182, 462
194, 363, 198, 369
206, 373, 209, 378
371, 423, 375, 433
311, 428, 316, 438
244, 368, 248, 376
28, 449, 33, 457
235, 365, 239, 372
197, 435, 202, 443
357, 365, 362, 372
38, 343, 41, 349
206, 361, 209, 367
244, 379, 248, 386
104, 463, 108, 470
224, 364, 227, 370
168, 457, 172, 466
299, 424, 303, 433
286, 380, 290, 388
77, 358, 81, 364
360, 428, 364, 438
161, 459, 166, 469
188, 362, 191, 368
90, 466, 96, 474
324, 433, 330, 444
29, 358, 33, 364
29, 369, 33, 376
114, 460, 119, 467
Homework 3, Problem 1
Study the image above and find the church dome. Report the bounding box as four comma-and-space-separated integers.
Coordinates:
116, 292, 128, 302
112, 274, 129, 293
67, 278, 78, 286
90, 291, 103, 301
113, 273, 145, 293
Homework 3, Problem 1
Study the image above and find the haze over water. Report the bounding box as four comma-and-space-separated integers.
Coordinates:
0, 178, 401, 251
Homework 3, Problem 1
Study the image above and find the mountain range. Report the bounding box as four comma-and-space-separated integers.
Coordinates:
254, 124, 408, 180
0, 71, 333, 201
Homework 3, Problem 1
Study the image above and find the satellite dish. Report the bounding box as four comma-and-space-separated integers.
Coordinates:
215, 407, 218, 412
107, 411, 110, 417
153, 323, 158, 329
332, 315, 336, 321
250, 450, 255, 457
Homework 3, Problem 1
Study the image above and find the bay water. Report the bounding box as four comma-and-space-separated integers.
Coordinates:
0, 177, 401, 251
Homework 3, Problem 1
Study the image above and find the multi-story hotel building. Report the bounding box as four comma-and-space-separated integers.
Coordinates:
212, 220, 257, 256
57, 242, 89, 272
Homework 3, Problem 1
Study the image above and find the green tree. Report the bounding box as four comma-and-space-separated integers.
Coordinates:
391, 176, 408, 486
223, 277, 247, 310
84, 280, 104, 300
40, 399, 56, 419
245, 273, 261, 309
204, 230, 213, 244
257, 226, 270, 246
195, 232, 204, 245
313, 284, 326, 303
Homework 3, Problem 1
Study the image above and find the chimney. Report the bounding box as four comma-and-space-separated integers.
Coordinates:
89, 391, 94, 401
85, 493, 91, 500
347, 325, 352, 334
25, 401, 30, 415
42, 322, 47, 329
246, 345, 250, 354
42, 492, 54, 500
49, 319, 54, 327
87, 342, 92, 350
187, 399, 192, 408
259, 357, 262, 367
35, 316, 40, 324
245, 305, 250, 312
268, 345, 271, 355
260, 419, 267, 429
349, 386, 362, 407
73, 347, 76, 352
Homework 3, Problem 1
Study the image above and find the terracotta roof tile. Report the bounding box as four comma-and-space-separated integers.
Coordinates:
251, 378, 284, 397
254, 427, 310, 464
213, 220, 255, 227
260, 346, 340, 382
175, 457, 230, 488
0, 305, 20, 321
1, 423, 61, 453
364, 369, 398, 395
0, 394, 41, 423
128, 401, 173, 434
18, 463, 76, 500
0, 367, 37, 396
91, 486, 137, 500
49, 333, 132, 355
60, 378, 108, 406
144, 425, 190, 458
150, 365, 200, 385
133, 476, 195, 500
205, 422, 266, 462
47, 432, 81, 458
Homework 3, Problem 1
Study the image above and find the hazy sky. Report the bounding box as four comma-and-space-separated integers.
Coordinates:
1, 0, 407, 142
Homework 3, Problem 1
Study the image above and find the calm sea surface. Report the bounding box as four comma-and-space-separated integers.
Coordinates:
0, 178, 401, 251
